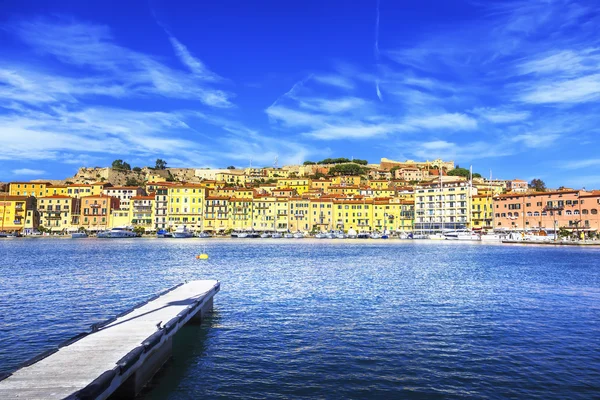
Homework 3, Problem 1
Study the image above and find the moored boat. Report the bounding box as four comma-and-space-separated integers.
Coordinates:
71, 232, 88, 239
97, 227, 137, 238
172, 225, 194, 238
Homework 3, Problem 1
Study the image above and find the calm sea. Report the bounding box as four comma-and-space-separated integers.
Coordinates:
1, 239, 600, 399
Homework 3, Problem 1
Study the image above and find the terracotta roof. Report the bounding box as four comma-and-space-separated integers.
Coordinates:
39, 195, 73, 199
132, 195, 155, 200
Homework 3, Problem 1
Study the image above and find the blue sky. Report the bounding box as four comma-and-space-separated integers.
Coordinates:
1, 0, 599, 188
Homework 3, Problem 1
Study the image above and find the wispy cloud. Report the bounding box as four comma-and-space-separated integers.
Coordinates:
472, 107, 531, 123
12, 168, 45, 176
561, 158, 600, 170
7, 17, 233, 108
520, 73, 600, 104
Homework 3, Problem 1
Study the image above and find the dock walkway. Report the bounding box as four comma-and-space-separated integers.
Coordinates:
0, 280, 220, 400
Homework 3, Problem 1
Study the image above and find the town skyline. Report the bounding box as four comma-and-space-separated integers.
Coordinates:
1, 0, 600, 188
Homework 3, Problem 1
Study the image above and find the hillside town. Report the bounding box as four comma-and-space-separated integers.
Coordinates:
1, 157, 599, 238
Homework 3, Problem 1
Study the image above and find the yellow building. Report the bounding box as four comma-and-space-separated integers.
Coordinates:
204, 196, 230, 232
110, 209, 131, 228
0, 196, 36, 234
311, 179, 333, 192
368, 180, 391, 190
9, 182, 50, 197
329, 185, 360, 196
216, 171, 246, 185
37, 195, 78, 233
265, 168, 290, 179
471, 194, 494, 231
168, 184, 207, 231
397, 199, 415, 232
44, 185, 69, 196
230, 196, 253, 231
373, 198, 400, 232
252, 195, 277, 232
332, 176, 361, 186
331, 198, 372, 232
289, 197, 310, 232
129, 195, 155, 232
65, 183, 108, 198
309, 198, 335, 232
276, 178, 310, 195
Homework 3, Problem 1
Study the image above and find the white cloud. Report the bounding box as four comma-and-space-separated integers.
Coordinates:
298, 97, 367, 113
520, 74, 600, 104
7, 18, 233, 108
12, 168, 45, 176
511, 132, 561, 148
472, 107, 531, 123
561, 158, 600, 170
312, 75, 354, 90
405, 113, 478, 130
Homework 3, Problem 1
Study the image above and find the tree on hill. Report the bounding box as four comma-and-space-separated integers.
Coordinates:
227, 165, 236, 169
303, 161, 316, 165
112, 159, 131, 171
126, 177, 144, 187
529, 179, 547, 192
132, 167, 142, 172
155, 159, 167, 170
352, 159, 368, 165
447, 167, 481, 179
329, 163, 366, 176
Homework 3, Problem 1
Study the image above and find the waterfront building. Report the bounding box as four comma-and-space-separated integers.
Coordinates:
153, 185, 170, 231
310, 197, 336, 232
168, 184, 207, 231
204, 196, 230, 233
110, 209, 131, 228
471, 194, 494, 231
289, 197, 311, 232
129, 195, 156, 232
0, 196, 36, 234
9, 182, 51, 197
230, 196, 253, 231
103, 186, 146, 210
415, 180, 475, 231
251, 195, 277, 232
79, 195, 120, 232
37, 195, 79, 233
397, 199, 415, 232
493, 190, 600, 233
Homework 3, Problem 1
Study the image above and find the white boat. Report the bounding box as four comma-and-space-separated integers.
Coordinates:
427, 233, 445, 240
370, 232, 382, 239
260, 233, 271, 238
293, 232, 305, 239
196, 231, 211, 238
325, 232, 336, 239
271, 232, 282, 238
172, 226, 194, 238
284, 233, 294, 238
398, 232, 410, 240
335, 232, 346, 239
71, 232, 88, 239
237, 232, 249, 238
444, 230, 480, 241
315, 232, 327, 239
347, 229, 357, 239
480, 233, 504, 242
97, 227, 137, 238
357, 231, 370, 239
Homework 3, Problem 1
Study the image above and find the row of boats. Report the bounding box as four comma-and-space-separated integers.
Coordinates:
70, 225, 555, 242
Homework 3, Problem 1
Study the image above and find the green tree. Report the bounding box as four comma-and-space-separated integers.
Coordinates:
529, 179, 547, 192
303, 161, 316, 165
155, 159, 167, 170
133, 226, 145, 236
126, 177, 143, 186
329, 163, 365, 176
132, 167, 142, 172
227, 165, 236, 169
352, 159, 368, 165
111, 159, 131, 171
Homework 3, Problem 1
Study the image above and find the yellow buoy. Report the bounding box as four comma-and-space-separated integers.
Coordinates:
197, 253, 209, 260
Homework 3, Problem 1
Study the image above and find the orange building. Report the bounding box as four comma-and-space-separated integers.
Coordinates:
79, 195, 120, 231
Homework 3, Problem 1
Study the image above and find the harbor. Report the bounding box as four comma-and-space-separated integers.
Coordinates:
1, 239, 599, 399
0, 280, 220, 399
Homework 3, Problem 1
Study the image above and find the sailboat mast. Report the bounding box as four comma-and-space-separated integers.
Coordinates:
439, 167, 444, 233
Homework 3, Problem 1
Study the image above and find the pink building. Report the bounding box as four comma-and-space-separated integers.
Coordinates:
493, 190, 600, 233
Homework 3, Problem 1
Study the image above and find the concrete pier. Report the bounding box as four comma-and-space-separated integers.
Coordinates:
0, 280, 220, 400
